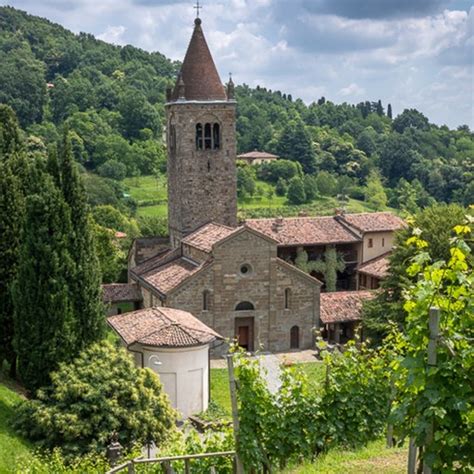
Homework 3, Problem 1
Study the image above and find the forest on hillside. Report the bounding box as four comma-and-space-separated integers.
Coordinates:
0, 5, 473, 215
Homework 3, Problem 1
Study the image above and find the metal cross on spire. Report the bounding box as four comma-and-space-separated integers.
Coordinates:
194, 0, 203, 18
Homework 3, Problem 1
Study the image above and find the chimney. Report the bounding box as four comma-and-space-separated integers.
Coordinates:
272, 216, 284, 232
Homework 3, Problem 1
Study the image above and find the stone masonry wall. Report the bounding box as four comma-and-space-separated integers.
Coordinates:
167, 102, 237, 247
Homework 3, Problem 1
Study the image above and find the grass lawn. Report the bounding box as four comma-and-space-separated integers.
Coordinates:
0, 380, 32, 473
122, 175, 387, 220
284, 438, 407, 474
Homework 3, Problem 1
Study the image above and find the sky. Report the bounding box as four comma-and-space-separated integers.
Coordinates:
2, 0, 473, 129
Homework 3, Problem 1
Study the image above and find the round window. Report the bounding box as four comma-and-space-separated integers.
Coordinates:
240, 263, 252, 276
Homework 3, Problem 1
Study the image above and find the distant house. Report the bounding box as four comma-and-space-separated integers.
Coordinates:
237, 150, 279, 165
102, 283, 142, 315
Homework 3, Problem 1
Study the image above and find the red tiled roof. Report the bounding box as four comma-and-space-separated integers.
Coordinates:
237, 151, 279, 160
320, 290, 375, 324
171, 19, 227, 102
358, 252, 391, 279
102, 283, 142, 303
140, 256, 209, 295
245, 216, 360, 246
338, 212, 405, 234
108, 307, 222, 348
182, 222, 235, 253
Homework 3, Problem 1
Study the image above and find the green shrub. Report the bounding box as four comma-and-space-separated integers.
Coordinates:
14, 342, 177, 456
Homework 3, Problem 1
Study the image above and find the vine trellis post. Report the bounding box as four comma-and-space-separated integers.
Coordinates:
407, 307, 440, 474
227, 354, 244, 474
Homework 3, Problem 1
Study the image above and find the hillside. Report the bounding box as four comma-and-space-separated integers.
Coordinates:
0, 5, 472, 214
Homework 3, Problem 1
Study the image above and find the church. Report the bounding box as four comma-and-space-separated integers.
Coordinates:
111, 17, 404, 353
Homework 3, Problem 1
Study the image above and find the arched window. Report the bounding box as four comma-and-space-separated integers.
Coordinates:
235, 301, 254, 311
204, 123, 212, 149
284, 288, 291, 309
290, 325, 299, 349
203, 290, 210, 311
213, 123, 220, 149
196, 123, 203, 150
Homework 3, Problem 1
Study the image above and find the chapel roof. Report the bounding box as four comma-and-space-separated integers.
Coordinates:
357, 252, 391, 280
102, 283, 142, 304
337, 212, 405, 234
182, 222, 235, 253
320, 290, 375, 324
245, 216, 360, 246
107, 307, 222, 348
170, 18, 227, 102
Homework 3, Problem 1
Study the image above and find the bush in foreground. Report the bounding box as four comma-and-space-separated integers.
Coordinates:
14, 342, 177, 456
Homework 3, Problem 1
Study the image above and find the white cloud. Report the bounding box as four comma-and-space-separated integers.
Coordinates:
97, 25, 126, 45
339, 83, 366, 97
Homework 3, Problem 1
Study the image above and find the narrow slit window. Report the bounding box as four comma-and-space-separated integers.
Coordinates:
196, 123, 203, 150
284, 288, 291, 309
204, 123, 212, 149
213, 123, 220, 149
203, 290, 210, 311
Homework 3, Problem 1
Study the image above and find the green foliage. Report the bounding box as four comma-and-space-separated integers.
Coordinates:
275, 177, 288, 196
14, 342, 177, 456
58, 133, 105, 349
303, 174, 318, 202
295, 246, 345, 291
315, 171, 338, 197
392, 109, 429, 133
257, 159, 302, 183
233, 340, 393, 471
13, 176, 76, 392
390, 219, 473, 472
363, 203, 472, 342
92, 204, 140, 237
98, 159, 127, 180
237, 164, 256, 198
365, 170, 387, 210
287, 176, 306, 204
92, 224, 126, 283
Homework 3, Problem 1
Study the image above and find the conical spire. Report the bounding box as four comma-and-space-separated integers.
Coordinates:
171, 18, 227, 101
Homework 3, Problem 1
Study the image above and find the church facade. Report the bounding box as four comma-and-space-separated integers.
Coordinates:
123, 17, 405, 353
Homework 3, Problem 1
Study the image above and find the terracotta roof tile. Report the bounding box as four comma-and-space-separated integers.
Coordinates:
107, 307, 222, 348
140, 256, 209, 295
358, 252, 391, 279
182, 222, 235, 253
338, 212, 405, 233
320, 290, 375, 324
171, 19, 227, 102
132, 248, 180, 276
245, 216, 360, 246
102, 283, 142, 303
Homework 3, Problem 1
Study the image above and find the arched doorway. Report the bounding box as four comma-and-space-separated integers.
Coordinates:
290, 325, 299, 349
234, 301, 255, 351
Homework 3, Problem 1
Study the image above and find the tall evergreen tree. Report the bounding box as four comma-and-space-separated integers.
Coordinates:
387, 103, 393, 119
13, 177, 76, 392
0, 163, 24, 377
0, 104, 22, 156
277, 119, 316, 173
58, 131, 105, 349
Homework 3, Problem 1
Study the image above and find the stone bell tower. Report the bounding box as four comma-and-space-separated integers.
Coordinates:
166, 17, 237, 248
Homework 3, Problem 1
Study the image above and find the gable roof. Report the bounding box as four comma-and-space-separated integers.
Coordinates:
182, 222, 235, 253
338, 212, 405, 234
320, 290, 375, 324
171, 18, 227, 102
108, 307, 222, 348
137, 256, 210, 296
102, 283, 142, 304
245, 216, 360, 246
357, 252, 391, 279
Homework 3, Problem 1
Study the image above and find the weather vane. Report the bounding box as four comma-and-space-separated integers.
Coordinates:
194, 0, 203, 18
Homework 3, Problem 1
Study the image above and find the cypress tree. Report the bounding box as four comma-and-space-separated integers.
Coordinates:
13, 177, 76, 392
0, 105, 22, 156
0, 163, 24, 377
58, 131, 105, 349
387, 103, 393, 119
287, 176, 306, 205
